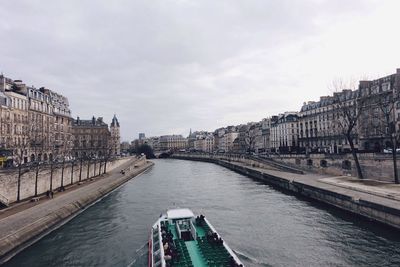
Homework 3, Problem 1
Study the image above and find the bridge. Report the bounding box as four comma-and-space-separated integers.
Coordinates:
154, 150, 174, 158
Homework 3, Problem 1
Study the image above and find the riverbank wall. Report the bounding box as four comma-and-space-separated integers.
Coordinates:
171, 154, 400, 230
270, 153, 398, 182
0, 157, 154, 264
0, 157, 132, 206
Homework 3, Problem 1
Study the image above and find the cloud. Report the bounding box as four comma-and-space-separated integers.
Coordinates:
0, 0, 398, 140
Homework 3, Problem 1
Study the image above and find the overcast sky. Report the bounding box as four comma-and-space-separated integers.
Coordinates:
1, 0, 399, 141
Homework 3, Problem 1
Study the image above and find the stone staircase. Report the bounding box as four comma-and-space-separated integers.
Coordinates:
0, 193, 9, 208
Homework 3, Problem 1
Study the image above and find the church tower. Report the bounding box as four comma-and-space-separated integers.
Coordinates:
110, 114, 121, 156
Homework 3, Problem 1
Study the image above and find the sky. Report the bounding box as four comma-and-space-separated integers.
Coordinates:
1, 0, 400, 141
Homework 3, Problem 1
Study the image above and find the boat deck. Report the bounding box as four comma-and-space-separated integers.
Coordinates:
165, 220, 232, 267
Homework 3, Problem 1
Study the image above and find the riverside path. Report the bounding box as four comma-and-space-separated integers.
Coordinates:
0, 156, 154, 264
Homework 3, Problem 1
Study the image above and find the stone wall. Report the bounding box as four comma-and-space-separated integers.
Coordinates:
172, 153, 303, 174
172, 152, 399, 182
270, 153, 398, 182
0, 157, 132, 204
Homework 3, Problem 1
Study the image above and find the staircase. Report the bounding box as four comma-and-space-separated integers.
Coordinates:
0, 193, 9, 208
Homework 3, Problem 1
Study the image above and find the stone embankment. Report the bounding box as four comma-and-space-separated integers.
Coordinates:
0, 156, 132, 205
172, 153, 400, 231
0, 156, 153, 264
270, 152, 399, 182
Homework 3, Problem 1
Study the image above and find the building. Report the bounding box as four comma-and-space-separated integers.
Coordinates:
188, 130, 209, 151
72, 116, 111, 159
0, 91, 12, 167
220, 131, 239, 153
120, 141, 130, 154
250, 123, 263, 153
213, 128, 225, 152
357, 69, 400, 152
193, 134, 214, 153
159, 135, 187, 151
298, 88, 360, 154
27, 86, 54, 162
298, 97, 337, 154
0, 75, 73, 164
261, 116, 278, 154
237, 124, 249, 153
2, 79, 30, 164
110, 115, 121, 156
146, 136, 160, 152
139, 133, 146, 140
271, 112, 299, 153
50, 90, 73, 160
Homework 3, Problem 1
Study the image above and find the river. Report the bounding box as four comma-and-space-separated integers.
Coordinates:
4, 159, 400, 266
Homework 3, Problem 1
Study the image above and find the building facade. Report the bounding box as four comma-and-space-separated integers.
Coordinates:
159, 135, 187, 151
72, 117, 111, 159
220, 132, 239, 153
50, 90, 73, 160
357, 70, 400, 152
110, 115, 121, 156
193, 134, 214, 153
271, 112, 299, 153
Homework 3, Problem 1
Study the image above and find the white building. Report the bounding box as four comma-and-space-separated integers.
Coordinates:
271, 112, 299, 153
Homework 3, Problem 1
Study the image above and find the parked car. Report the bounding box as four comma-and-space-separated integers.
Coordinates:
383, 148, 400, 153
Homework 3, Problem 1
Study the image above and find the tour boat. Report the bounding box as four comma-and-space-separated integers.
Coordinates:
148, 208, 243, 267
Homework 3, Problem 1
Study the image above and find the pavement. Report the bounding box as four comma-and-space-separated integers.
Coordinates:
320, 176, 400, 201
0, 157, 152, 251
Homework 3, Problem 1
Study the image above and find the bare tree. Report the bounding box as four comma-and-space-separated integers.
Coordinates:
98, 155, 103, 176
79, 153, 84, 182
332, 80, 366, 179
15, 138, 29, 202
103, 148, 112, 174
244, 131, 257, 153
49, 146, 56, 193
31, 129, 45, 197
86, 153, 92, 179
372, 93, 400, 183
59, 139, 72, 191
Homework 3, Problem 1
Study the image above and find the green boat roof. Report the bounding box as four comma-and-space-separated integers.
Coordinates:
159, 217, 236, 267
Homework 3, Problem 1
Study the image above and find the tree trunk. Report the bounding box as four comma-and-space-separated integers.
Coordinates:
34, 162, 39, 197
348, 136, 363, 179
60, 159, 65, 191
393, 137, 399, 184
17, 165, 22, 202
86, 159, 90, 179
94, 160, 97, 177
50, 162, 54, 192
71, 161, 74, 185
104, 158, 108, 174
79, 158, 83, 182
98, 161, 102, 176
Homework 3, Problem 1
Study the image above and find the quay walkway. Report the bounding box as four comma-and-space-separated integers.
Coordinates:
172, 153, 400, 231
0, 157, 154, 264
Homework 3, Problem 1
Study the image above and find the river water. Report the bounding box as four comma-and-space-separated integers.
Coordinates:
4, 159, 400, 267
